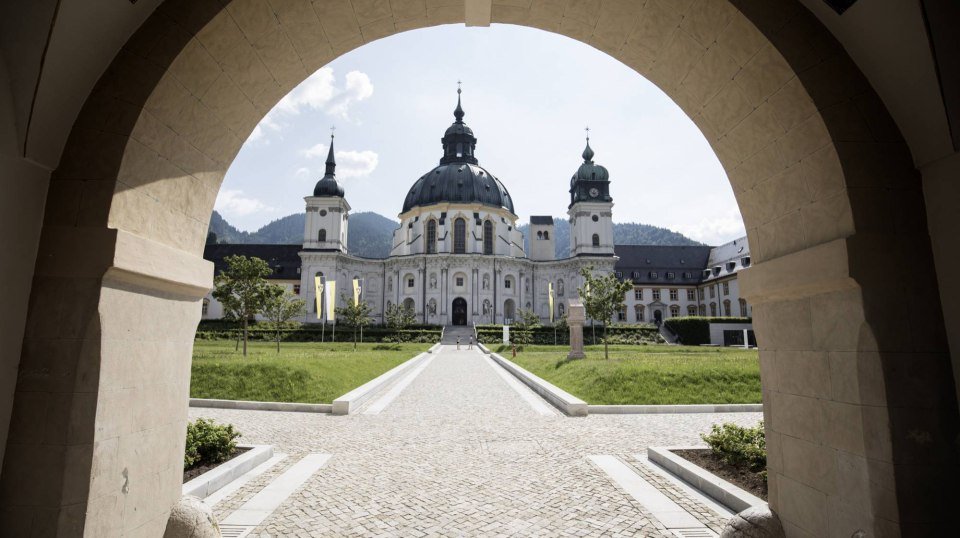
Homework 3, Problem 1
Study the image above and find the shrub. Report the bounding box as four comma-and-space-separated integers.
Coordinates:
663, 317, 752, 345
372, 343, 402, 351
701, 421, 766, 473
184, 418, 241, 470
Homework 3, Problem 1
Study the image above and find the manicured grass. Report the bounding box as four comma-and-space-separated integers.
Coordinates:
191, 341, 427, 403
501, 344, 760, 405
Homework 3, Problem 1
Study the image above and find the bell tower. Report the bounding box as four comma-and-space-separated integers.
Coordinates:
304, 131, 350, 252
568, 132, 614, 257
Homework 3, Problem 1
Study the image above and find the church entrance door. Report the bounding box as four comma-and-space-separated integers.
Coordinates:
452, 298, 467, 326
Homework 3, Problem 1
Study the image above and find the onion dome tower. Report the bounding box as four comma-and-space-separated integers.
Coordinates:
401, 88, 515, 215
304, 131, 350, 252
568, 130, 614, 256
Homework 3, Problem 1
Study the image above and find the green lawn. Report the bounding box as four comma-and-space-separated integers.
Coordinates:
191, 341, 427, 403
501, 344, 760, 405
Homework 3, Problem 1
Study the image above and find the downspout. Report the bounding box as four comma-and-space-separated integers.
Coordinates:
493, 257, 498, 323
422, 256, 427, 324
381, 262, 386, 325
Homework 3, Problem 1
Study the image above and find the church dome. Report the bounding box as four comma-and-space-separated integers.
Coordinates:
401, 89, 516, 215
313, 134, 345, 197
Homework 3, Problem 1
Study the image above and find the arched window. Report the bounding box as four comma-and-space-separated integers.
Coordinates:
202, 298, 209, 316
454, 218, 466, 253
710, 302, 717, 316
543, 231, 549, 239
634, 304, 644, 322
739, 298, 748, 316
483, 220, 494, 255
426, 220, 437, 254
670, 305, 680, 317
537, 231, 543, 239
723, 299, 732, 316
699, 304, 707, 316
318, 229, 326, 242
687, 305, 697, 316
592, 233, 600, 247
402, 298, 415, 314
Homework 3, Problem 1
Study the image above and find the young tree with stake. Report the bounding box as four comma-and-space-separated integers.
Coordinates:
335, 293, 373, 349
211, 255, 273, 356
577, 266, 632, 359
262, 286, 306, 353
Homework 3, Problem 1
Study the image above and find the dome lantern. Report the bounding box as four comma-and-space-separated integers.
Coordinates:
313, 131, 345, 197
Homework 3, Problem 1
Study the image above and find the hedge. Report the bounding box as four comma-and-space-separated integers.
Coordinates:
663, 317, 752, 345
475, 324, 661, 346
197, 320, 442, 331
195, 327, 441, 343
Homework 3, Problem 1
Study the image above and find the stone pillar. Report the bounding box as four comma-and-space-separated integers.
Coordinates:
567, 298, 585, 360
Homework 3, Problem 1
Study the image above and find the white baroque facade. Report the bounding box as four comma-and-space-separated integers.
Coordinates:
202, 93, 750, 326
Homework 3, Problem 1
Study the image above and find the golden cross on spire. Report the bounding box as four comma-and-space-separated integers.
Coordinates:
457, 80, 462, 93
585, 126, 590, 140
330, 125, 336, 138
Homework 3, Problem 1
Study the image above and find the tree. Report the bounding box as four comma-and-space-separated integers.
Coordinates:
211, 255, 273, 356
514, 308, 541, 329
334, 293, 373, 349
262, 286, 306, 353
577, 266, 633, 359
385, 302, 416, 330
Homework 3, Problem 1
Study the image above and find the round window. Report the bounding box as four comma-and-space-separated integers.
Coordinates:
319, 210, 327, 216
591, 214, 599, 222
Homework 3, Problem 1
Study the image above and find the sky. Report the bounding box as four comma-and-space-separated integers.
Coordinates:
217, 24, 745, 246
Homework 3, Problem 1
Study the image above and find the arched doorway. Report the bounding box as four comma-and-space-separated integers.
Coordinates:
451, 298, 467, 326
503, 299, 516, 323
653, 309, 663, 325
3, 2, 956, 536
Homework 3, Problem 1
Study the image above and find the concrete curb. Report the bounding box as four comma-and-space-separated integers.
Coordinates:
647, 446, 765, 513
332, 352, 430, 415
428, 342, 442, 353
480, 344, 587, 417
590, 404, 763, 414
189, 398, 332, 413
182, 444, 273, 499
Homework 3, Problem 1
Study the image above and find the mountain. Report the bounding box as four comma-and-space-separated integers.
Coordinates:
207, 211, 399, 259
209, 211, 701, 260
518, 218, 702, 258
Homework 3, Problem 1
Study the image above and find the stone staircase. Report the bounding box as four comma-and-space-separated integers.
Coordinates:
441, 325, 475, 345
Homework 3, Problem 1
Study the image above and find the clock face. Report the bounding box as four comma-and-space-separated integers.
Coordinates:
589, 187, 600, 198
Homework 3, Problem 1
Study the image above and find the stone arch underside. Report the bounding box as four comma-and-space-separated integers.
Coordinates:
3, 0, 956, 537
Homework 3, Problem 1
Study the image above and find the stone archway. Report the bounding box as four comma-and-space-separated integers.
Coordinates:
1, 1, 956, 536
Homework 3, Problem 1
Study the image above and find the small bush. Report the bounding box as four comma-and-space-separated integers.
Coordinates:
184, 418, 240, 470
701, 421, 766, 473
372, 343, 402, 351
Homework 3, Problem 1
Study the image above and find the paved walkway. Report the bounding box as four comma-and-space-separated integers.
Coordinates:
191, 345, 762, 537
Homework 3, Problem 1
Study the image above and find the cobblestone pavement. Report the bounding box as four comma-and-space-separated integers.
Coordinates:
191, 346, 762, 537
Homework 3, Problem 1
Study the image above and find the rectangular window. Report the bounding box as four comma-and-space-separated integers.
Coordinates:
618, 306, 626, 321
710, 286, 715, 298
669, 289, 678, 301
456, 277, 464, 286
293, 285, 301, 295
652, 289, 661, 301
723, 281, 730, 295
698, 288, 705, 300
505, 279, 511, 289
407, 278, 415, 288
634, 287, 643, 300
686, 289, 695, 301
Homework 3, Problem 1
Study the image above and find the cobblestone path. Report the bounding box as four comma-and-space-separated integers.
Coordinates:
191, 346, 762, 537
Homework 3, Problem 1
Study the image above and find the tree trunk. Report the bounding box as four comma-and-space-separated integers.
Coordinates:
235, 325, 240, 351
353, 327, 358, 350
276, 327, 280, 353
603, 322, 609, 360
242, 317, 248, 356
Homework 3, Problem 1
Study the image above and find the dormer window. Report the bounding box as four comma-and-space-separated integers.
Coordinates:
649, 272, 658, 279
632, 271, 640, 279
615, 271, 623, 279
742, 256, 751, 267
702, 269, 711, 279
712, 266, 721, 276
726, 262, 736, 272
666, 272, 675, 279
683, 271, 692, 279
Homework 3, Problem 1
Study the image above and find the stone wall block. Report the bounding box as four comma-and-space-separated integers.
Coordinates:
561, 0, 601, 26
765, 425, 784, 472
780, 434, 836, 494
796, 55, 871, 111
55, 128, 128, 182
715, 10, 766, 65
168, 39, 224, 100
315, 0, 363, 43
361, 18, 399, 44
680, 45, 740, 107
353, 0, 395, 26
776, 350, 830, 399
158, 0, 225, 35
648, 30, 706, 92
759, 350, 778, 391
42, 180, 82, 226
755, 162, 804, 224
728, 139, 787, 194
757, 210, 805, 259
776, 114, 831, 165
558, 17, 596, 44
809, 288, 867, 352
391, 0, 428, 22
799, 144, 843, 201
767, 76, 816, 134
228, 0, 281, 41
624, 0, 681, 58
776, 474, 828, 537
201, 73, 262, 137
591, 0, 637, 53
330, 33, 365, 58
701, 80, 754, 138
821, 400, 865, 456
733, 43, 794, 107
859, 405, 893, 462
770, 391, 822, 441
725, 103, 785, 163
681, 0, 736, 47
799, 191, 854, 247
195, 8, 250, 64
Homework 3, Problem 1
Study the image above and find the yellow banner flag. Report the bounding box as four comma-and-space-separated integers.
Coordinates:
548, 282, 555, 323
314, 275, 324, 320
353, 278, 362, 306
325, 280, 337, 322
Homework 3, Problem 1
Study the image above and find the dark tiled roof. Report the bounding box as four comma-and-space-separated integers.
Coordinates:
203, 244, 302, 280
530, 216, 554, 225
613, 245, 713, 285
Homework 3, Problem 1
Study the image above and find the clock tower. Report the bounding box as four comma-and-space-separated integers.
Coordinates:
568, 136, 614, 257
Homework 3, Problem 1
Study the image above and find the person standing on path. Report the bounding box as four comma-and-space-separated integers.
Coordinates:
468, 336, 474, 350
456, 336, 461, 350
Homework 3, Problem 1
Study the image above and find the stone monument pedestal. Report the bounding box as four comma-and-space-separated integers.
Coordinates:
567, 298, 586, 360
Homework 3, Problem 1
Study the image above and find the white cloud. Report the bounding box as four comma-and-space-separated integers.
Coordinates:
215, 189, 274, 218
299, 144, 379, 179
276, 68, 373, 119
294, 167, 311, 179
671, 212, 746, 246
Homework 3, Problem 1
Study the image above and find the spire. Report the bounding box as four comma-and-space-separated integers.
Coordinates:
324, 129, 336, 177
454, 81, 465, 123
582, 126, 594, 162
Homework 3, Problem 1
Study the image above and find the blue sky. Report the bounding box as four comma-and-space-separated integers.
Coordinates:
217, 24, 745, 246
